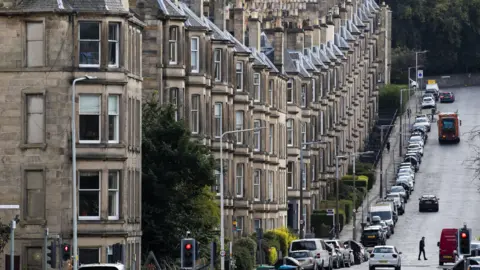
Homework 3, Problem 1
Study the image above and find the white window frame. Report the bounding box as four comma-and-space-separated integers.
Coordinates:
79, 22, 101, 68
78, 171, 101, 220
235, 163, 244, 197
108, 171, 120, 220
287, 162, 294, 189
286, 119, 294, 147
320, 111, 325, 135
269, 124, 274, 154
311, 119, 316, 141
214, 49, 222, 81
236, 62, 243, 91
301, 84, 307, 108
254, 219, 262, 229
235, 111, 244, 144
190, 37, 199, 73
312, 78, 316, 102
302, 163, 307, 190
287, 79, 293, 103
168, 27, 178, 64
311, 156, 316, 183
191, 95, 200, 134
214, 102, 222, 138
253, 170, 261, 201
253, 120, 261, 151
268, 171, 274, 201
269, 79, 274, 105
108, 23, 120, 68
108, 95, 120, 143
79, 95, 101, 144
301, 122, 307, 149
253, 73, 261, 102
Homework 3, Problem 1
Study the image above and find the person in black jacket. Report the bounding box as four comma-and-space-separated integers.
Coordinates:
418, 236, 427, 260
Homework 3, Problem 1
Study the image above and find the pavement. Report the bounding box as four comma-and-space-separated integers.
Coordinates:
344, 86, 480, 270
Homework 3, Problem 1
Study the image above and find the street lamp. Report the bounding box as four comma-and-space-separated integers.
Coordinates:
415, 50, 428, 90
399, 89, 408, 157
350, 151, 374, 241
334, 153, 348, 239
219, 126, 266, 270
379, 124, 395, 199
71, 75, 96, 270
299, 140, 323, 239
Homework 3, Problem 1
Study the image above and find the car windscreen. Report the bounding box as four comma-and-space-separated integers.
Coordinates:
391, 186, 405, 193
371, 211, 392, 220
399, 169, 412, 173
409, 137, 422, 142
423, 98, 433, 102
291, 241, 316, 251
416, 118, 428, 123
373, 247, 394, 253
442, 119, 456, 131
290, 251, 310, 258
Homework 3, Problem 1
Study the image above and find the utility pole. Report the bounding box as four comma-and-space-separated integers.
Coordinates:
399, 89, 408, 157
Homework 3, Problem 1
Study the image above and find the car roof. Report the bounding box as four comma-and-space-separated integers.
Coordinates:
421, 195, 436, 198
373, 245, 395, 248
391, 185, 405, 189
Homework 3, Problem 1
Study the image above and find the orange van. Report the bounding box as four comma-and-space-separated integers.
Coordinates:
438, 228, 458, 265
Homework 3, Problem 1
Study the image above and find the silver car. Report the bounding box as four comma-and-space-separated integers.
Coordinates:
288, 250, 317, 270
325, 240, 355, 267
414, 117, 431, 132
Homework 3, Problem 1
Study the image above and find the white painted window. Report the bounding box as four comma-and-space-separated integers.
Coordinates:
302, 163, 307, 190
301, 84, 307, 107
311, 155, 316, 183
26, 22, 44, 67
235, 111, 244, 144
108, 23, 120, 67
108, 95, 119, 143
108, 171, 120, 220
253, 120, 261, 151
235, 163, 244, 197
311, 118, 316, 141
190, 37, 199, 73
312, 78, 316, 102
214, 49, 222, 81
287, 161, 294, 189
286, 119, 294, 146
269, 79, 274, 105
303, 204, 307, 226
79, 22, 101, 67
79, 171, 101, 220
214, 103, 222, 138
268, 170, 274, 201
168, 27, 178, 64
269, 124, 274, 154
320, 111, 325, 135
236, 62, 243, 90
190, 95, 200, 134
254, 73, 261, 101
79, 95, 101, 143
301, 122, 307, 149
253, 170, 261, 201
287, 79, 294, 103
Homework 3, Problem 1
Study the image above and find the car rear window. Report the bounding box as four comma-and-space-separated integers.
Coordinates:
290, 251, 310, 258
362, 230, 379, 236
79, 267, 119, 270
291, 241, 317, 251
373, 247, 394, 253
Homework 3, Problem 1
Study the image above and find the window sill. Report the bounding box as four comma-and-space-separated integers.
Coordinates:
20, 143, 47, 150
76, 142, 126, 149
20, 219, 46, 227
78, 219, 126, 224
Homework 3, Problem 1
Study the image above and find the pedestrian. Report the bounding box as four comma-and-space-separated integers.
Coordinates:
431, 108, 436, 121
386, 141, 391, 152
407, 108, 411, 118
418, 236, 427, 260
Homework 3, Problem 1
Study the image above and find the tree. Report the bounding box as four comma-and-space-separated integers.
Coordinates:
141, 98, 219, 260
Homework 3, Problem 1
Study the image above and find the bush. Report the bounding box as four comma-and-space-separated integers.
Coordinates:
260, 231, 281, 264
270, 227, 298, 256
233, 237, 256, 263
342, 174, 369, 189
233, 246, 254, 270
348, 163, 375, 190
379, 84, 410, 113
340, 200, 353, 223
267, 247, 278, 265
311, 210, 346, 237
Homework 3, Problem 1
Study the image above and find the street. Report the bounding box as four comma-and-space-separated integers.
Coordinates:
350, 86, 480, 270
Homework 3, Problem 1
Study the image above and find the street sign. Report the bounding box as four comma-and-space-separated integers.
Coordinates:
417, 70, 423, 79
326, 209, 335, 216
220, 250, 226, 257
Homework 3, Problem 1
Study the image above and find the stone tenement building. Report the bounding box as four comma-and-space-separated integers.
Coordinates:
133, 0, 391, 239
0, 0, 143, 268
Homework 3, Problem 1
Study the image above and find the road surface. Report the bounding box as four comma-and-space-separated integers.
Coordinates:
351, 86, 480, 270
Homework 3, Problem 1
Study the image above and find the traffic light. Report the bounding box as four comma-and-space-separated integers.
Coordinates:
232, 220, 237, 231
459, 228, 471, 255
181, 238, 196, 269
62, 243, 71, 261
47, 241, 57, 268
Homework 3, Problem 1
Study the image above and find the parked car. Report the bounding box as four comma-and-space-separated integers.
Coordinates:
325, 240, 354, 267
421, 96, 436, 109
361, 226, 387, 247
419, 195, 439, 212
324, 242, 344, 268
368, 245, 402, 270
289, 239, 333, 270
414, 116, 431, 131
344, 240, 369, 264
407, 143, 424, 156
288, 250, 318, 270
439, 91, 455, 103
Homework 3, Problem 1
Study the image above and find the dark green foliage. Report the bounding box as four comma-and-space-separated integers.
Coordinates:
387, 0, 480, 79
378, 84, 410, 114
141, 100, 219, 260
348, 162, 375, 190
233, 246, 254, 270
311, 210, 345, 237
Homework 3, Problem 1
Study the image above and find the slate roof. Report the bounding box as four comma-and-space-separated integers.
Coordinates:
334, 33, 350, 50
305, 48, 328, 70
312, 46, 331, 65
341, 26, 356, 41
13, 0, 127, 12
287, 51, 311, 77
251, 48, 269, 66
347, 20, 362, 35
158, 0, 185, 17
320, 44, 337, 62
354, 14, 366, 28
328, 41, 346, 60
177, 2, 208, 27
202, 17, 231, 41
224, 31, 251, 54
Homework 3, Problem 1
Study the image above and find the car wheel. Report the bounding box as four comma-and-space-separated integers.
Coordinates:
436, 207, 439, 212
439, 261, 444, 265
395, 266, 401, 270
369, 266, 375, 270
329, 259, 333, 270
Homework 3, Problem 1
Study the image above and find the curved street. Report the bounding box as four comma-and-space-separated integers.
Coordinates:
351, 86, 480, 270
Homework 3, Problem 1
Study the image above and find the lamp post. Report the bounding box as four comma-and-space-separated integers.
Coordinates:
379, 124, 395, 199
299, 140, 323, 239
408, 66, 417, 113
219, 126, 266, 270
334, 154, 347, 239
71, 75, 96, 270
399, 88, 408, 157
415, 50, 428, 90
351, 151, 374, 240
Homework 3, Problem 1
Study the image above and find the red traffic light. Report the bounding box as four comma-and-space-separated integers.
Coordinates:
461, 232, 467, 239
185, 243, 192, 250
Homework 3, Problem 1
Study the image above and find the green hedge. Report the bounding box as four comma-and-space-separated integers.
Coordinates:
311, 210, 345, 238
379, 84, 410, 112
233, 237, 256, 267
342, 174, 369, 189
348, 163, 376, 190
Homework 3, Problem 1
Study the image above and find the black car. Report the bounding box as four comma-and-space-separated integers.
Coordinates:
419, 195, 439, 212
360, 226, 386, 247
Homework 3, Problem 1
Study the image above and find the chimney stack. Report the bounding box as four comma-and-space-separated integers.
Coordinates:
248, 11, 261, 51
183, 0, 204, 17
233, 1, 245, 44
304, 20, 314, 50
312, 18, 321, 47
214, 0, 226, 31
286, 19, 305, 52
273, 18, 285, 71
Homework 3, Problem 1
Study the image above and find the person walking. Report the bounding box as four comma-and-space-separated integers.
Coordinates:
386, 141, 391, 152
407, 108, 411, 119
418, 236, 427, 260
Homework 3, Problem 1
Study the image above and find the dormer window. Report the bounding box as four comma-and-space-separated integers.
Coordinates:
168, 27, 178, 64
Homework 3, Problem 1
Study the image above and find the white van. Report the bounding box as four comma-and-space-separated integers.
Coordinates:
368, 205, 395, 233
289, 238, 333, 269
79, 263, 125, 270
